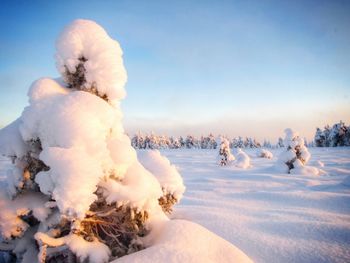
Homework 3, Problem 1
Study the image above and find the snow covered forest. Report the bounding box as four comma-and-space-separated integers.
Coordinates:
314, 121, 350, 147
130, 133, 308, 150
129, 121, 350, 150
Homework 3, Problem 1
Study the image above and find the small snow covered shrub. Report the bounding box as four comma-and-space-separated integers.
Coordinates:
277, 128, 319, 175
218, 138, 235, 166
235, 148, 251, 169
256, 148, 273, 159
0, 19, 184, 263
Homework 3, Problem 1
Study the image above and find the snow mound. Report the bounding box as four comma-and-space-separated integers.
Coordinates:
56, 19, 127, 105
113, 219, 253, 263
235, 149, 251, 169
256, 148, 273, 159
289, 164, 322, 176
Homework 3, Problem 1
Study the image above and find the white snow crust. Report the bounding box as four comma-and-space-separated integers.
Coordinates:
159, 147, 350, 263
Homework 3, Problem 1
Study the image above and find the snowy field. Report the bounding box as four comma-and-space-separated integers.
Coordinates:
1, 147, 349, 263
159, 147, 350, 263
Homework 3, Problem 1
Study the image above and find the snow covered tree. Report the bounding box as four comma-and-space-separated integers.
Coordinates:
244, 137, 260, 148
314, 122, 350, 147
236, 137, 244, 148
346, 125, 350, 146
323, 125, 331, 147
218, 138, 235, 166
276, 129, 319, 175
314, 128, 325, 147
185, 135, 195, 149
263, 140, 272, 148
329, 121, 348, 147
254, 138, 261, 148
208, 133, 217, 149
277, 137, 284, 148
178, 136, 185, 148
200, 136, 208, 149
0, 20, 185, 263
230, 137, 238, 148
171, 137, 181, 149
131, 132, 146, 149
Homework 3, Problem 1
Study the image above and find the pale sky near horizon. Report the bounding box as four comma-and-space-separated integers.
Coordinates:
1, 0, 349, 142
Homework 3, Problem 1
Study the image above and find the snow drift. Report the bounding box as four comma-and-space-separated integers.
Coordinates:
113, 220, 253, 263
235, 148, 251, 169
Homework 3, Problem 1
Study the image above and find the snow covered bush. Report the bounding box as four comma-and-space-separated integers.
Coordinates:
277, 128, 320, 175
256, 148, 273, 159
218, 138, 235, 166
0, 19, 184, 263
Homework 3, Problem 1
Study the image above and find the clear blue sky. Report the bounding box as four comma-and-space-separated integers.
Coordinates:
1, 0, 349, 141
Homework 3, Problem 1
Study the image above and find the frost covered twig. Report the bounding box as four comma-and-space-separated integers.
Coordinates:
35, 232, 65, 247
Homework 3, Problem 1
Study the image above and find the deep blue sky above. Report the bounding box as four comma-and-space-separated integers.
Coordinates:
1, 0, 349, 141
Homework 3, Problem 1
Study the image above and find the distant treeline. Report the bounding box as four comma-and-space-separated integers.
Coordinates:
129, 133, 313, 150
314, 121, 350, 147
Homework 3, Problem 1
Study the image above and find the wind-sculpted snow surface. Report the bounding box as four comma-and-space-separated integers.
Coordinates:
160, 148, 350, 263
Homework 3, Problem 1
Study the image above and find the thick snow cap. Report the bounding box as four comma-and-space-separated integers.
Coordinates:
55, 19, 127, 104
